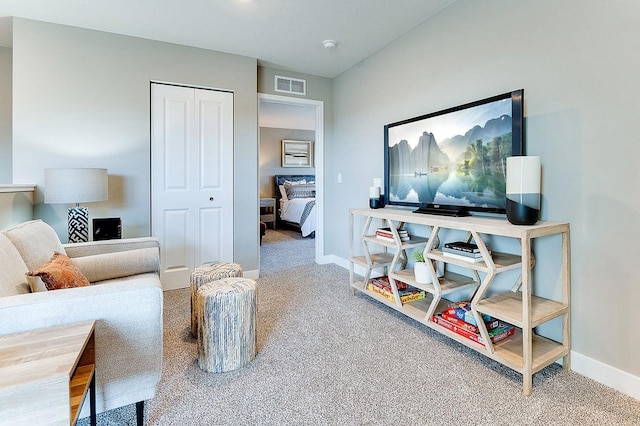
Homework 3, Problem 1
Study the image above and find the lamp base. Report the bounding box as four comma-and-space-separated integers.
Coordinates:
68, 206, 89, 243
506, 199, 539, 225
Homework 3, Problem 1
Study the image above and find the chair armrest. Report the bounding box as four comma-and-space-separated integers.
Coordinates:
64, 237, 160, 258
0, 277, 163, 410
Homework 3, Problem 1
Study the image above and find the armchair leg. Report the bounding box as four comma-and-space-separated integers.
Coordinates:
136, 400, 145, 426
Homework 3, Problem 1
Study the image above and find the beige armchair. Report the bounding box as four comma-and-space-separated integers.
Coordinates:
0, 220, 163, 425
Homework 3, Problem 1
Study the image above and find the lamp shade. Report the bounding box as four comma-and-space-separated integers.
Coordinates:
44, 168, 108, 204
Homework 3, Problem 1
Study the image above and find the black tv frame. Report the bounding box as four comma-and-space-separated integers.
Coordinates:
383, 89, 524, 216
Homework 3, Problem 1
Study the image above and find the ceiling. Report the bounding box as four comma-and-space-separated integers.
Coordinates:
0, 0, 456, 78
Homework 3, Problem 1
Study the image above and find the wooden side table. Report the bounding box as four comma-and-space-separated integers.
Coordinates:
260, 197, 276, 229
0, 320, 96, 426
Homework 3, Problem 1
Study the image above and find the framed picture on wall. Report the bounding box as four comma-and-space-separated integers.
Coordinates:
282, 140, 313, 167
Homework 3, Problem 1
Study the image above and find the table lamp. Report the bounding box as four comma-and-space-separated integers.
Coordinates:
44, 168, 108, 243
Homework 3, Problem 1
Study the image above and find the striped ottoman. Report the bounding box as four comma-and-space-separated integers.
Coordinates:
190, 262, 243, 336
196, 277, 257, 373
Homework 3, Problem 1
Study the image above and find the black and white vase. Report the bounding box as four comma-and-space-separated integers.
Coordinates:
506, 156, 541, 225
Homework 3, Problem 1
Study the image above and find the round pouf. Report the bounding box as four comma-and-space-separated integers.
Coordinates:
196, 277, 257, 373
190, 262, 243, 336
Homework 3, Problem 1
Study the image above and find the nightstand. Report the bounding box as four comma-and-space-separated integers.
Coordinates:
260, 198, 276, 229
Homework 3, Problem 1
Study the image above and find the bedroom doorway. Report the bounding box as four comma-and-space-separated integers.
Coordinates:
258, 93, 324, 265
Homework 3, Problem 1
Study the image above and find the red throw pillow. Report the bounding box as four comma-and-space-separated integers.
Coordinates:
28, 252, 90, 290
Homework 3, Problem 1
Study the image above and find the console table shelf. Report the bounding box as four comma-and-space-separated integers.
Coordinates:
348, 207, 571, 395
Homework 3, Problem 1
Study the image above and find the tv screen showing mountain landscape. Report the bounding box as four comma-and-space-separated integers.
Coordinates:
386, 96, 514, 210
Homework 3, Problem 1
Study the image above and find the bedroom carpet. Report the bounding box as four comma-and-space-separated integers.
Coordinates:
79, 228, 640, 425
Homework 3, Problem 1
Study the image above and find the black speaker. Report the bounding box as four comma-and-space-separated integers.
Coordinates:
93, 218, 122, 241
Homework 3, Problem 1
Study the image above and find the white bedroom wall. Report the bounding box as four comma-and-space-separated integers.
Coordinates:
11, 18, 259, 271
328, 0, 640, 394
0, 46, 11, 182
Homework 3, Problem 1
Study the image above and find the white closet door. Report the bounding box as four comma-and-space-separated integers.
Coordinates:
151, 83, 234, 290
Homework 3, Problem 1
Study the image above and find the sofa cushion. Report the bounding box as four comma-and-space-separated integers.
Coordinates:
27, 252, 90, 290
0, 233, 30, 296
4, 219, 66, 271
73, 247, 160, 283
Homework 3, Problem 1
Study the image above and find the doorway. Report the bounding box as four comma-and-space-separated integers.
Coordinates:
151, 82, 234, 290
258, 94, 324, 265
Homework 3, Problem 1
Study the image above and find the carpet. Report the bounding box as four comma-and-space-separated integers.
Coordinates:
80, 229, 640, 425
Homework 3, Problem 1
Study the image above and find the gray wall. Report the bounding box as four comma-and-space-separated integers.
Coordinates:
11, 18, 259, 271
259, 127, 315, 198
329, 1, 640, 377
0, 47, 11, 182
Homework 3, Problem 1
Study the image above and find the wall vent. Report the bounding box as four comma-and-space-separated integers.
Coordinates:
275, 75, 306, 96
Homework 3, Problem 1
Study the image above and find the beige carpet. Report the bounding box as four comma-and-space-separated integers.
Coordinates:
80, 228, 640, 425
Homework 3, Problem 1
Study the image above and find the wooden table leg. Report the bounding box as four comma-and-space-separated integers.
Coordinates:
89, 373, 96, 426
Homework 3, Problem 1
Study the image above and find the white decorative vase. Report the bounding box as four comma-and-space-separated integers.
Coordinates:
414, 262, 431, 284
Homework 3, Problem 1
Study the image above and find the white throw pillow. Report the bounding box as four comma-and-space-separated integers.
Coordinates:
4, 220, 66, 271
0, 233, 31, 296
73, 247, 160, 283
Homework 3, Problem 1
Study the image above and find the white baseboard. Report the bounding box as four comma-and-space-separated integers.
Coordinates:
571, 351, 640, 401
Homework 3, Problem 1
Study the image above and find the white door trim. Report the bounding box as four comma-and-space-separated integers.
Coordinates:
258, 93, 325, 265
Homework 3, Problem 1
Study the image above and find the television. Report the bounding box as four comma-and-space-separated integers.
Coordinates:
384, 89, 524, 216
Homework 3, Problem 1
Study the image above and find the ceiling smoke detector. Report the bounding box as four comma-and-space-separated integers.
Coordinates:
323, 39, 337, 50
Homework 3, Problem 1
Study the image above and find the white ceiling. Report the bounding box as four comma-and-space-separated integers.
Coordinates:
0, 0, 456, 78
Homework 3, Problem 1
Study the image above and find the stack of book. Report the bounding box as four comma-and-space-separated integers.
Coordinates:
375, 227, 410, 243
442, 241, 490, 263
367, 276, 425, 304
432, 301, 515, 346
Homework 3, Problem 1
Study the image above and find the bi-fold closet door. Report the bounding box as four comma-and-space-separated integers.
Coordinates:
151, 83, 234, 290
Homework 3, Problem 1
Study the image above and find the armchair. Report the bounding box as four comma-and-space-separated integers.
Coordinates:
0, 220, 163, 425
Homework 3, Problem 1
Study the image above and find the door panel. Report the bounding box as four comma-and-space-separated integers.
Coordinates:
151, 83, 234, 290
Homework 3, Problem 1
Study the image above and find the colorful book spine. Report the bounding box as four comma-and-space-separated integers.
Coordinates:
440, 311, 501, 334
366, 283, 425, 304
432, 314, 515, 346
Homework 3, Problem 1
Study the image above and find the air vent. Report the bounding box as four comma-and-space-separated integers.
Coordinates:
275, 75, 306, 96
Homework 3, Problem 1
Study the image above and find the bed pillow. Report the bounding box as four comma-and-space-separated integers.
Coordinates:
279, 179, 306, 201
279, 184, 288, 201
27, 252, 90, 291
284, 182, 315, 199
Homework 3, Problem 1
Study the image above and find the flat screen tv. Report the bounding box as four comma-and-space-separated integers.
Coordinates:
384, 89, 524, 216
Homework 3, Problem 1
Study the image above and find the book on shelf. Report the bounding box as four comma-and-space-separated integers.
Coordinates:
442, 251, 486, 263
375, 228, 410, 242
440, 310, 501, 334
376, 234, 410, 243
377, 227, 408, 236
367, 276, 425, 304
432, 313, 515, 346
445, 301, 492, 326
443, 241, 483, 253
441, 246, 487, 258
369, 276, 408, 290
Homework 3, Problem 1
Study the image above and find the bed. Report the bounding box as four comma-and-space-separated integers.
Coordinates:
274, 175, 316, 237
